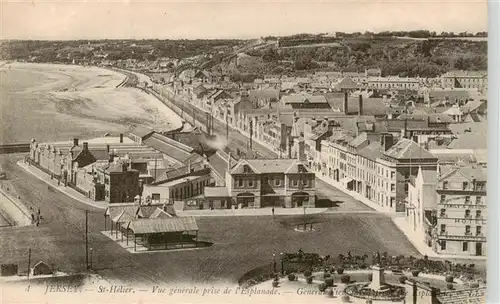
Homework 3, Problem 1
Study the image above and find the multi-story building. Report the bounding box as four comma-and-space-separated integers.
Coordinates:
367, 76, 421, 90
224, 158, 316, 208
406, 167, 438, 248
433, 165, 487, 256
95, 161, 140, 204
441, 70, 487, 93
320, 133, 438, 212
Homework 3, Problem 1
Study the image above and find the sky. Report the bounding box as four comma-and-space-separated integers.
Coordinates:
1, 0, 488, 40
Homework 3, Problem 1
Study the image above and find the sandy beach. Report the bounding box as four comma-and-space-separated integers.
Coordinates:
0, 62, 184, 144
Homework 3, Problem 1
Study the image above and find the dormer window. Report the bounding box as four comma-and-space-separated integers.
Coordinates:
243, 165, 251, 173
298, 164, 306, 173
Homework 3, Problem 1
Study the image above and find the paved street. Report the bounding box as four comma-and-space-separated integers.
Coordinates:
154, 89, 373, 212
0, 153, 426, 285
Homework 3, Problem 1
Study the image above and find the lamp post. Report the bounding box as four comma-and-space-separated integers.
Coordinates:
272, 253, 277, 274
280, 252, 284, 275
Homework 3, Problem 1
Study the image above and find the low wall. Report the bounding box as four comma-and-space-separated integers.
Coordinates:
0, 144, 30, 154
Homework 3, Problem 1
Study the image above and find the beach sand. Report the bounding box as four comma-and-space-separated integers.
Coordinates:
0, 62, 184, 143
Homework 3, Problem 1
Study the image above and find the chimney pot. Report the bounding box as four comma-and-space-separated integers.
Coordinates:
119, 134, 124, 143
73, 138, 79, 146
83, 142, 89, 151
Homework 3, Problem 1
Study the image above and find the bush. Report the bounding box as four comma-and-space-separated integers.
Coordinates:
306, 276, 313, 284
304, 270, 312, 277
341, 295, 350, 303
272, 280, 279, 288
324, 272, 331, 279
447, 283, 454, 290
445, 275, 454, 283
341, 275, 350, 284
412, 270, 420, 277
368, 273, 373, 281
318, 283, 327, 292
470, 282, 480, 288
326, 288, 334, 298
288, 273, 296, 281
399, 276, 407, 284
366, 300, 373, 304
325, 278, 334, 287
337, 267, 345, 275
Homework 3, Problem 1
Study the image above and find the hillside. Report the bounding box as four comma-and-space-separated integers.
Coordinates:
231, 37, 487, 78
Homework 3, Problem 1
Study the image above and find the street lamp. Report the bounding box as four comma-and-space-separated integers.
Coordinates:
272, 253, 277, 274
280, 252, 284, 275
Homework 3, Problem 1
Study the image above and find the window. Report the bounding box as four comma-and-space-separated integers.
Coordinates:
476, 210, 481, 218
443, 181, 448, 189
463, 242, 468, 251
465, 210, 471, 218
465, 196, 471, 204
243, 165, 251, 173
237, 178, 243, 187
440, 224, 446, 233
440, 195, 446, 203
440, 209, 446, 217
476, 196, 482, 204
293, 179, 298, 187
275, 179, 281, 187
248, 179, 254, 187
391, 172, 395, 180
463, 181, 468, 190
391, 184, 395, 192
476, 226, 482, 235
465, 225, 471, 235
440, 241, 446, 250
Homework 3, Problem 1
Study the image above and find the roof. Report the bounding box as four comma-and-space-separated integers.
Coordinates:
358, 141, 383, 161
127, 217, 198, 234
428, 89, 471, 100
349, 133, 369, 148
384, 139, 437, 160
281, 94, 328, 104
335, 77, 361, 90
231, 159, 310, 174
105, 204, 139, 220
461, 99, 486, 114
149, 207, 173, 219
130, 126, 154, 139
447, 134, 487, 149
442, 70, 487, 78
204, 186, 229, 197
143, 133, 194, 162
249, 89, 280, 101
448, 122, 487, 135
325, 94, 386, 116
154, 160, 207, 184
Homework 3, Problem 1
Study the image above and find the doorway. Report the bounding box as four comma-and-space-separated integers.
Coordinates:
475, 242, 482, 256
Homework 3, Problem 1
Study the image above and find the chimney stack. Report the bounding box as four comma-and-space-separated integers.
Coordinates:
73, 138, 79, 147
119, 133, 124, 143
82, 142, 89, 151
227, 152, 232, 171
382, 134, 394, 151
358, 94, 363, 116
106, 144, 110, 153
344, 91, 349, 115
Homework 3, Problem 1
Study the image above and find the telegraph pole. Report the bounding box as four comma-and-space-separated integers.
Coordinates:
226, 109, 229, 142
27, 248, 31, 282
249, 120, 253, 150
85, 210, 89, 270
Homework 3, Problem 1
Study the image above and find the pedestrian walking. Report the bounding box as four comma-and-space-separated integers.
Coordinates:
272, 207, 275, 216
